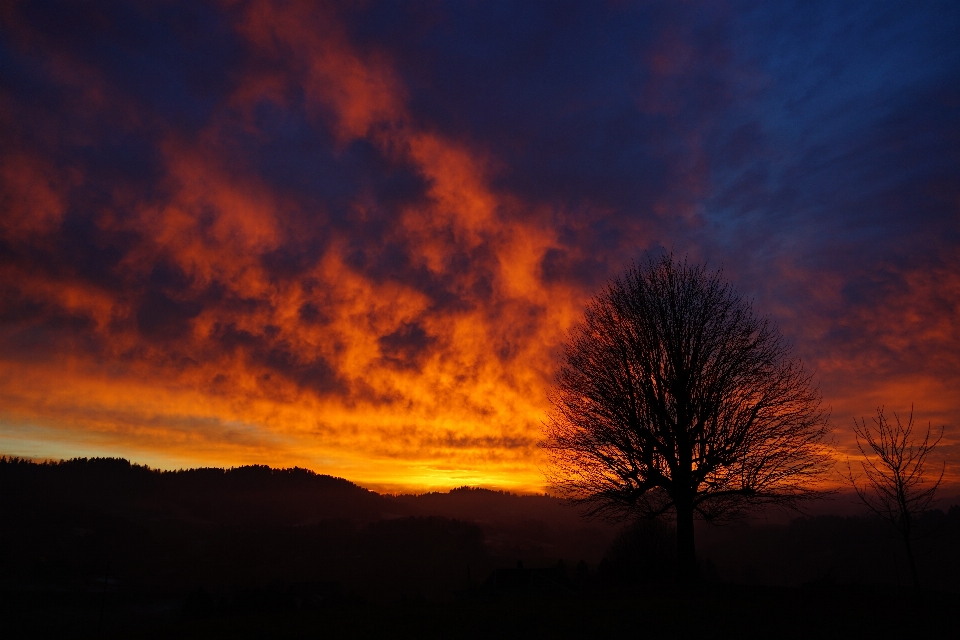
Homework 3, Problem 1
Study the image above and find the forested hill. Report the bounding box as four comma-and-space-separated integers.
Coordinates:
0, 457, 606, 534
1, 456, 390, 526
1, 457, 617, 593
5, 456, 956, 599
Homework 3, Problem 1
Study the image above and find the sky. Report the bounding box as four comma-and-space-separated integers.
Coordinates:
1, 0, 958, 493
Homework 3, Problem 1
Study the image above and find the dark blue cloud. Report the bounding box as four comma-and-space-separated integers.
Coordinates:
8, 0, 240, 132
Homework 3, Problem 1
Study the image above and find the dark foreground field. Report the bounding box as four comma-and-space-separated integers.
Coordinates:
3, 583, 957, 639
3, 457, 958, 638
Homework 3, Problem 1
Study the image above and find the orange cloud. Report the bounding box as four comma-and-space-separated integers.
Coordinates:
0, 0, 597, 492
1, 0, 956, 496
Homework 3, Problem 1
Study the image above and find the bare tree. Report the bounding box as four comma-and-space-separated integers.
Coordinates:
846, 406, 945, 590
541, 255, 831, 582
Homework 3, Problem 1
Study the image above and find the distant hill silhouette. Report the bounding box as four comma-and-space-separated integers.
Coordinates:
394, 487, 615, 563
0, 457, 616, 601
2, 456, 958, 638
2, 457, 389, 525
3, 457, 957, 600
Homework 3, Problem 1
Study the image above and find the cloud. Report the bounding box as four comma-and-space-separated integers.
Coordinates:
0, 0, 957, 491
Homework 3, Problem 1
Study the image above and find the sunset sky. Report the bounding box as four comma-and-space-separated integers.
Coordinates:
1, 1, 958, 493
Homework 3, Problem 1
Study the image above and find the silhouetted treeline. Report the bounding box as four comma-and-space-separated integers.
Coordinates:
0, 457, 613, 603
1, 456, 386, 525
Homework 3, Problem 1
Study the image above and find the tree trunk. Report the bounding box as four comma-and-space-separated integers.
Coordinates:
675, 496, 697, 584
900, 507, 920, 590
904, 536, 920, 590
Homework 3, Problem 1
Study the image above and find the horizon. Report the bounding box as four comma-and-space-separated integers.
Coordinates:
0, 453, 553, 496
7, 454, 960, 512
1, 2, 958, 494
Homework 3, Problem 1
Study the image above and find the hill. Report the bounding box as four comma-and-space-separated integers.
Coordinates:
2, 456, 958, 638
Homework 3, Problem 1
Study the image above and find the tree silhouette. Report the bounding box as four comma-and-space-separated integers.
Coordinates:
541, 255, 831, 582
846, 406, 945, 589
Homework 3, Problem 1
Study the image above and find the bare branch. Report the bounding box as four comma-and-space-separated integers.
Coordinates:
844, 404, 946, 589
541, 255, 831, 581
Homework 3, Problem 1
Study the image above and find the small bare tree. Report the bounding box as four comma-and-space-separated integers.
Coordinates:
846, 406, 945, 590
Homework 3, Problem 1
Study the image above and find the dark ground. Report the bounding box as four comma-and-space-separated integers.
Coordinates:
4, 583, 957, 639
3, 457, 958, 638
